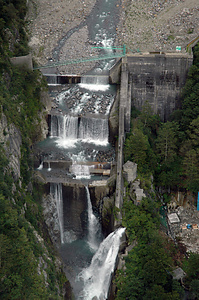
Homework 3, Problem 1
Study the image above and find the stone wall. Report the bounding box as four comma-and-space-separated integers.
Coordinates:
127, 52, 193, 121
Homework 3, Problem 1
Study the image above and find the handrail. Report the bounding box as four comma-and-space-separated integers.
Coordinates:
33, 53, 125, 70
186, 36, 199, 53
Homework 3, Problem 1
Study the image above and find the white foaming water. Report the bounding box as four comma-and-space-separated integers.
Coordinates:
47, 162, 51, 171
85, 186, 102, 252
48, 83, 61, 86
37, 161, 43, 170
79, 83, 110, 92
50, 183, 64, 244
63, 230, 77, 244
77, 227, 126, 300
72, 93, 91, 114
71, 164, 91, 179
51, 114, 78, 148
70, 151, 88, 162
51, 115, 78, 139
64, 115, 79, 138
51, 114, 109, 147
79, 117, 109, 145
81, 75, 109, 85
55, 137, 78, 149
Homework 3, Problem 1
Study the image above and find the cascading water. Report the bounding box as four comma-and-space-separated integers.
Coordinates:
77, 227, 126, 300
51, 114, 109, 145
79, 75, 110, 91
35, 0, 124, 298
50, 115, 79, 139
79, 117, 109, 144
47, 161, 51, 171
50, 183, 64, 244
86, 186, 102, 252
37, 161, 43, 170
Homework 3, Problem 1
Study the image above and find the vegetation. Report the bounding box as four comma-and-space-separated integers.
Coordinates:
116, 197, 184, 300
116, 42, 199, 299
0, 1, 68, 299
124, 42, 199, 193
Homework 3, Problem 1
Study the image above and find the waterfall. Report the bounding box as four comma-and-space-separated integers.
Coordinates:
80, 75, 109, 85
50, 115, 59, 137
37, 1, 122, 298
50, 183, 64, 244
50, 113, 109, 145
85, 186, 102, 252
78, 227, 126, 300
79, 117, 109, 144
64, 115, 79, 139
50, 115, 78, 139
37, 161, 43, 170
47, 162, 51, 171
79, 75, 110, 92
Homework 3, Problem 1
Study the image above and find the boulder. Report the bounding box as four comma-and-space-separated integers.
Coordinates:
123, 160, 137, 183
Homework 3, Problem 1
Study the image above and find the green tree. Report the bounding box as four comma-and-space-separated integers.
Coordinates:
179, 43, 199, 131
156, 122, 178, 163
154, 122, 181, 189
124, 127, 153, 173
180, 117, 199, 192
182, 149, 199, 192
183, 253, 199, 299
186, 116, 199, 148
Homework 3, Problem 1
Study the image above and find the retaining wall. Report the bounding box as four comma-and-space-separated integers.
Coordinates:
127, 52, 193, 121
10, 54, 33, 70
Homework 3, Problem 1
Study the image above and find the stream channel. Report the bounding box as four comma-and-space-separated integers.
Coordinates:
36, 0, 125, 299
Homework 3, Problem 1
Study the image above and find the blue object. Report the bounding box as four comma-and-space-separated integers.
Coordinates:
187, 224, 192, 229
197, 192, 199, 211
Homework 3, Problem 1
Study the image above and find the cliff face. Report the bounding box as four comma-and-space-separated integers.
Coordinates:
0, 89, 73, 299
0, 2, 73, 298
0, 113, 22, 180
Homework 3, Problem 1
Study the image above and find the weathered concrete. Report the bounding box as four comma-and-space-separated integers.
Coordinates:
114, 52, 193, 224
109, 90, 119, 145
115, 58, 128, 226
127, 52, 193, 121
43, 74, 111, 85
39, 52, 194, 232
123, 161, 137, 183
43, 74, 81, 85
109, 58, 122, 84
10, 54, 33, 70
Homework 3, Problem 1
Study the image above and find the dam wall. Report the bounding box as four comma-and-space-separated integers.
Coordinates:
111, 51, 193, 223
127, 52, 193, 121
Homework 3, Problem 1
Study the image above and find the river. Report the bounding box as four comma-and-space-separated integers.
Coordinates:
36, 0, 125, 299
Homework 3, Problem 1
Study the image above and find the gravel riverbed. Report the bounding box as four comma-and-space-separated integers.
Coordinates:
117, 0, 199, 53
28, 0, 199, 75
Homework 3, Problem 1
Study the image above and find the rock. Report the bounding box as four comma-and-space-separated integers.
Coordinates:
0, 113, 22, 181
123, 160, 137, 183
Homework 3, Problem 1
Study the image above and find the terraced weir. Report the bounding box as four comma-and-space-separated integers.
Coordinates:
35, 0, 126, 299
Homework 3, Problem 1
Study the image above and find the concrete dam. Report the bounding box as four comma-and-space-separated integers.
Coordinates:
34, 49, 193, 299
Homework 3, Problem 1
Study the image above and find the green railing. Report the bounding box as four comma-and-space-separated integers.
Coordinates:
33, 45, 126, 70
186, 36, 199, 53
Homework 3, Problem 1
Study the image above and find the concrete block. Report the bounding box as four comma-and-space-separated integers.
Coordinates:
10, 54, 33, 70
123, 160, 137, 183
